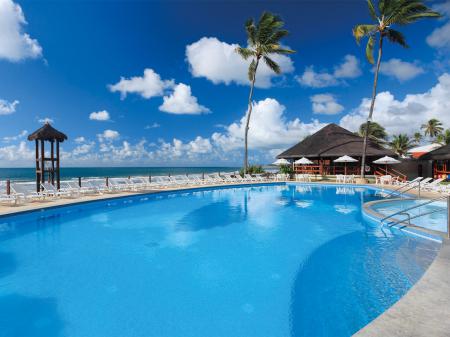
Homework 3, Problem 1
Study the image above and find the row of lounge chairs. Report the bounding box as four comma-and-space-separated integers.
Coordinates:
389, 176, 450, 194
0, 173, 273, 205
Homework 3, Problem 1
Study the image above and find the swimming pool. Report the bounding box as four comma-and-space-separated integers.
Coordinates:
371, 198, 448, 233
0, 183, 440, 337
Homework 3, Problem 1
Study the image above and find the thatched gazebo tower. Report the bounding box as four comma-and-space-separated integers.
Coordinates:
27, 122, 68, 192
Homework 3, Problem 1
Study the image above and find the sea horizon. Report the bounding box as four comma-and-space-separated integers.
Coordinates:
0, 166, 240, 181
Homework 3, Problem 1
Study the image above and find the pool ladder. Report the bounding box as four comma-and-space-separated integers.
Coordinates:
380, 195, 450, 238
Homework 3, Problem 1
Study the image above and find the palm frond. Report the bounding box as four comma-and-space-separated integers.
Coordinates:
263, 56, 281, 74
245, 18, 257, 46
268, 46, 296, 55
385, 29, 408, 48
367, 0, 378, 21
353, 24, 377, 44
366, 35, 375, 64
235, 47, 256, 60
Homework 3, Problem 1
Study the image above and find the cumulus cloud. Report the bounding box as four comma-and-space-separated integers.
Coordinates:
0, 0, 42, 62
159, 83, 210, 115
379, 58, 425, 82
186, 37, 294, 88
0, 99, 19, 115
297, 54, 362, 88
426, 2, 450, 49
310, 94, 344, 115
72, 142, 94, 156
108, 68, 174, 99
211, 98, 326, 153
0, 141, 34, 163
2, 129, 27, 142
97, 129, 119, 142
89, 110, 110, 121
340, 73, 450, 135
74, 136, 86, 143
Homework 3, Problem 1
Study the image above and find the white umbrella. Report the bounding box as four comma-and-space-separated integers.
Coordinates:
294, 157, 313, 165
333, 155, 358, 175
373, 156, 400, 174
272, 158, 290, 166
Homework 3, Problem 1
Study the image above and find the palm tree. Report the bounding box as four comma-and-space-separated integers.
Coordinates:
413, 131, 422, 144
390, 134, 415, 157
421, 118, 444, 139
353, 0, 440, 178
436, 129, 450, 145
235, 12, 295, 173
358, 122, 387, 144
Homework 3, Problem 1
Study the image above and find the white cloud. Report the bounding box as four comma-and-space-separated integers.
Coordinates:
297, 54, 362, 88
0, 98, 19, 115
89, 110, 110, 121
211, 98, 326, 153
97, 129, 119, 142
2, 129, 27, 142
0, 0, 42, 62
145, 123, 160, 129
426, 2, 450, 49
159, 83, 210, 115
310, 94, 344, 115
186, 37, 294, 88
379, 58, 425, 82
38, 117, 53, 124
74, 136, 86, 143
72, 142, 94, 156
0, 141, 34, 163
108, 68, 174, 99
340, 73, 450, 135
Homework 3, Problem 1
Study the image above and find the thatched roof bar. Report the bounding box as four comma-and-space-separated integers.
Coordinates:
27, 122, 68, 142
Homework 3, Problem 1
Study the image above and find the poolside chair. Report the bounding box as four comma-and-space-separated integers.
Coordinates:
87, 179, 114, 193
187, 174, 206, 185
109, 178, 133, 191
151, 176, 175, 188
244, 174, 258, 182
61, 180, 96, 195
41, 182, 73, 198
394, 176, 423, 187
10, 182, 45, 202
421, 178, 444, 192
0, 182, 18, 205
206, 173, 225, 184
129, 177, 150, 190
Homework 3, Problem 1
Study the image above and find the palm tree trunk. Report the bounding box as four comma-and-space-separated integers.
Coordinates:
244, 58, 260, 174
360, 36, 384, 178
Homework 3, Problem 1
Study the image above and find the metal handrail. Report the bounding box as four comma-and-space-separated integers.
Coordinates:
385, 208, 444, 228
384, 179, 422, 197
380, 195, 448, 223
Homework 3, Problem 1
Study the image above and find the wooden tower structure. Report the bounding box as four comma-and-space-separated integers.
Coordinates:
27, 122, 68, 192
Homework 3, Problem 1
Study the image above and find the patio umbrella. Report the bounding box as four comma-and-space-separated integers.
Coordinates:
373, 156, 400, 173
333, 155, 358, 175
294, 157, 313, 165
272, 158, 290, 166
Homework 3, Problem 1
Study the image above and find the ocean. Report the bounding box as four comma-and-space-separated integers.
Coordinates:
0, 167, 239, 181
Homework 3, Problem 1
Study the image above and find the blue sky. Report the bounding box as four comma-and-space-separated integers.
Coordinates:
0, 0, 450, 167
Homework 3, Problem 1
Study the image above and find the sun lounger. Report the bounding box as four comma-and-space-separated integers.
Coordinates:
10, 182, 45, 201
41, 182, 73, 198
421, 178, 444, 191
244, 174, 258, 182
87, 179, 114, 193
109, 178, 133, 191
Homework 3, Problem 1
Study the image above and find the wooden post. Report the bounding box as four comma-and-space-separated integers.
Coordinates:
35, 139, 40, 192
56, 141, 60, 190
202, 172, 204, 180
40, 140, 45, 190
6, 179, 10, 195
78, 177, 81, 188
149, 175, 151, 183
51, 140, 55, 185
106, 177, 109, 187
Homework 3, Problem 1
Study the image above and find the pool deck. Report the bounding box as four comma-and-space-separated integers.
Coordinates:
0, 180, 449, 336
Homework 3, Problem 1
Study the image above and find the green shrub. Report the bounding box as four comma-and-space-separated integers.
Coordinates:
279, 165, 293, 174
239, 165, 265, 176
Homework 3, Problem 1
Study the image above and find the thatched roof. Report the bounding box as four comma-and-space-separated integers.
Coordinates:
420, 143, 450, 160
27, 123, 68, 142
277, 123, 395, 159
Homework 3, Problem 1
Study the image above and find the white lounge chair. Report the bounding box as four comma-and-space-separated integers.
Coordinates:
421, 178, 444, 191
10, 182, 45, 202
109, 178, 133, 191
41, 182, 73, 198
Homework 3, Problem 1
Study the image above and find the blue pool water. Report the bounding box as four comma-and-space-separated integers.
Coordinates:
372, 198, 448, 233
0, 184, 440, 337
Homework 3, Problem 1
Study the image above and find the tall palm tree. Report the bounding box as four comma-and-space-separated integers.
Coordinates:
353, 0, 440, 178
235, 12, 295, 173
436, 129, 450, 145
421, 118, 444, 139
390, 134, 415, 157
413, 131, 422, 144
358, 121, 387, 144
